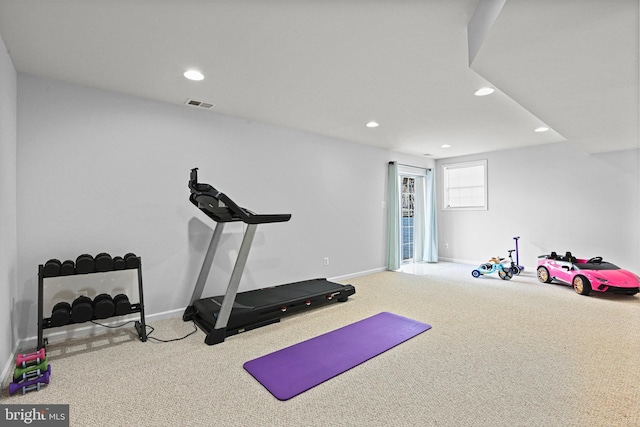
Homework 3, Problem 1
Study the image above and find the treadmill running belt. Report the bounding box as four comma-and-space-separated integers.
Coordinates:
191, 279, 355, 336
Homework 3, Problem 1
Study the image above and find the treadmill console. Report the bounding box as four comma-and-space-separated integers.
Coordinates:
189, 168, 292, 224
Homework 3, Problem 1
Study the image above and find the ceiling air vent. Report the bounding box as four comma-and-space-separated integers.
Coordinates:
185, 99, 214, 109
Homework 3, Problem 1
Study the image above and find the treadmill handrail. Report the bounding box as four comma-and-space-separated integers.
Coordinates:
189, 168, 291, 224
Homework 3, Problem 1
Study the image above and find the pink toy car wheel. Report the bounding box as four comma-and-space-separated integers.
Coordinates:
537, 266, 551, 283
572, 275, 591, 296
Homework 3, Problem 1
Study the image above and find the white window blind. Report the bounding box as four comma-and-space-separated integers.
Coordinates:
442, 160, 487, 210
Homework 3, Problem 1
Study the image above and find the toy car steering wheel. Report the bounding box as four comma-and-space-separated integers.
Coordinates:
587, 256, 603, 264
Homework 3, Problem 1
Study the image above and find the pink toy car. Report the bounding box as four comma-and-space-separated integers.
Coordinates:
537, 251, 640, 296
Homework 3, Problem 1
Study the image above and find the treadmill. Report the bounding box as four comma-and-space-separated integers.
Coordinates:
183, 168, 356, 345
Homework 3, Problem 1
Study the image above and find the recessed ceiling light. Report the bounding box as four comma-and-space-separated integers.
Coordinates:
366, 121, 379, 128
534, 126, 550, 133
441, 144, 451, 148
184, 70, 204, 81
474, 87, 495, 96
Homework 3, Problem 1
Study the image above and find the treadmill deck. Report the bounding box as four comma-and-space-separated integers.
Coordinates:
191, 278, 355, 334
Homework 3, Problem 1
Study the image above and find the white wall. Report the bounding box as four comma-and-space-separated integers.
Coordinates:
436, 142, 640, 273
15, 73, 433, 341
0, 35, 17, 378
10, 70, 638, 371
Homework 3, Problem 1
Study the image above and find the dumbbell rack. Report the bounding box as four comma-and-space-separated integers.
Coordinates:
37, 257, 147, 350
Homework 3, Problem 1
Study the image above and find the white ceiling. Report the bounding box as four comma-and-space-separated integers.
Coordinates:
0, 0, 637, 159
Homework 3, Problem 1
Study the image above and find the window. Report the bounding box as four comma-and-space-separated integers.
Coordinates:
442, 160, 487, 210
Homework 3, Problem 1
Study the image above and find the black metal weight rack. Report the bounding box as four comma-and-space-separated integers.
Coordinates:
37, 256, 147, 349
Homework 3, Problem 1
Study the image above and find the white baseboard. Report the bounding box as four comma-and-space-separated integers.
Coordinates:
1, 308, 185, 388
439, 257, 533, 275
1, 348, 17, 390
329, 267, 386, 282
438, 256, 479, 265
16, 308, 183, 354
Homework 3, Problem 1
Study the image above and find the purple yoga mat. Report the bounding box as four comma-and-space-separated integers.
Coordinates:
243, 312, 432, 400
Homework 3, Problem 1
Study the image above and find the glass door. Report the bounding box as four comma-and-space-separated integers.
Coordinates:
401, 176, 415, 263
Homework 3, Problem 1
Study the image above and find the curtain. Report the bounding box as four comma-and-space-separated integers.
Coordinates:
425, 169, 438, 262
386, 162, 401, 270
413, 172, 437, 263
413, 176, 426, 262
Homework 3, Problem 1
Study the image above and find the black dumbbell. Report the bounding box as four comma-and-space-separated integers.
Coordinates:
124, 253, 140, 269
113, 294, 132, 315
60, 260, 76, 276
76, 254, 96, 274
43, 259, 61, 277
95, 253, 114, 272
113, 256, 126, 270
71, 296, 93, 323
50, 302, 71, 326
93, 294, 115, 319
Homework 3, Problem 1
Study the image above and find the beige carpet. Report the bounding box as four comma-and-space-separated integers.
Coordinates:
2, 262, 639, 426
